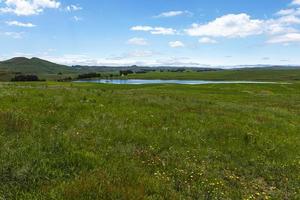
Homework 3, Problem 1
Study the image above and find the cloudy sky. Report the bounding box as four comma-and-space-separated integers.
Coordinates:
1, 0, 300, 67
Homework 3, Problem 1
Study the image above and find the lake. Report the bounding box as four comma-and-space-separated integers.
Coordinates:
75, 79, 280, 85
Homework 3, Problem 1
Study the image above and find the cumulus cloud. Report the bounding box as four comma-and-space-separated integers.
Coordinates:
267, 33, 300, 44
266, 19, 298, 35
276, 8, 300, 16
127, 37, 148, 46
198, 37, 218, 44
6, 20, 36, 27
184, 4, 300, 44
278, 15, 300, 24
185, 14, 264, 38
265, 8, 300, 36
154, 10, 192, 18
291, 0, 300, 5
0, 0, 60, 16
169, 41, 184, 48
131, 26, 177, 35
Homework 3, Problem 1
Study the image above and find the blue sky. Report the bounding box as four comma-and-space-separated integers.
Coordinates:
1, 0, 300, 67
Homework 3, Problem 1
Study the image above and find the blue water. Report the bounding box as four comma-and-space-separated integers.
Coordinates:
75, 79, 278, 85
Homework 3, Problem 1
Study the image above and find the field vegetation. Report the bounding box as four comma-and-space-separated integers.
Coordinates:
127, 68, 300, 81
0, 82, 299, 199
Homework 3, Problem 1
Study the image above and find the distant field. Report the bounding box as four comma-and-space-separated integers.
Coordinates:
0, 82, 299, 199
1, 57, 300, 82
128, 69, 300, 81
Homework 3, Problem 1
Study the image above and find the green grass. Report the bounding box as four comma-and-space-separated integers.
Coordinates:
128, 69, 300, 81
0, 82, 299, 199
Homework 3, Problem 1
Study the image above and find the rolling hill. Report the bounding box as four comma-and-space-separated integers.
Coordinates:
0, 57, 300, 82
0, 57, 83, 81
0, 57, 76, 74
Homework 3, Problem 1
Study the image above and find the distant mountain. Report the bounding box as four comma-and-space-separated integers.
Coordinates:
0, 57, 76, 74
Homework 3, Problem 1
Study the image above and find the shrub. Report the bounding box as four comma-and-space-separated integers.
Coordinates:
120, 70, 134, 76
57, 77, 73, 82
11, 75, 40, 82
77, 73, 101, 79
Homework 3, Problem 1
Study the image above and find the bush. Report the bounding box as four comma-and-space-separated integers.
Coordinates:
57, 77, 73, 82
168, 68, 186, 72
120, 70, 134, 76
77, 73, 101, 79
11, 75, 40, 82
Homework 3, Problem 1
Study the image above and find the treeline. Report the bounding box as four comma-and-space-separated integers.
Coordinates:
120, 69, 156, 76
77, 72, 118, 79
160, 68, 186, 73
58, 72, 116, 82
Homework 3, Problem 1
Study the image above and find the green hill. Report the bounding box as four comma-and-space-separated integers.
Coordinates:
0, 57, 81, 81
0, 57, 76, 74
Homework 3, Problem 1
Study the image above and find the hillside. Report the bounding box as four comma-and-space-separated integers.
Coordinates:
0, 57, 76, 74
0, 57, 83, 81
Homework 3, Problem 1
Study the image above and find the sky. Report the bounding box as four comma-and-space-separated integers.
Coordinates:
1, 0, 300, 67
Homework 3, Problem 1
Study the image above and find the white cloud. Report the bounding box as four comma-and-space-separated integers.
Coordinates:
199, 37, 218, 44
267, 33, 300, 44
6, 20, 36, 27
0, 31, 23, 38
169, 41, 184, 48
154, 10, 192, 18
131, 26, 153, 31
151, 27, 176, 35
276, 15, 300, 24
184, 10, 300, 44
131, 26, 177, 35
276, 8, 299, 16
66, 4, 82, 12
268, 3, 300, 36
185, 14, 264, 38
265, 16, 300, 35
0, 0, 60, 16
265, 21, 297, 35
72, 16, 82, 21
127, 37, 148, 46
291, 0, 300, 6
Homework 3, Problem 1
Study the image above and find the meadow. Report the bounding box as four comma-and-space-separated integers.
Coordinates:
127, 69, 300, 81
0, 81, 299, 199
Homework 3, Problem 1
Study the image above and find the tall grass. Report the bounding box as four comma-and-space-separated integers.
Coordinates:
0, 82, 299, 199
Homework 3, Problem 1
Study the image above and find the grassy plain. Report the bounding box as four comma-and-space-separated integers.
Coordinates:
128, 69, 300, 81
0, 82, 299, 199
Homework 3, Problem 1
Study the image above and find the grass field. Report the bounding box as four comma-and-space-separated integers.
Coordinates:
0, 82, 299, 199
128, 69, 300, 81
